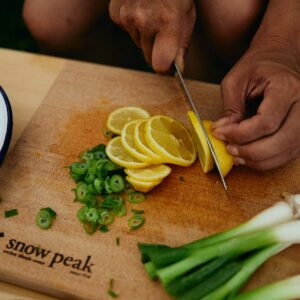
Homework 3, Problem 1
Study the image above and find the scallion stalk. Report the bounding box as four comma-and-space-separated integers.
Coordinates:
232, 274, 300, 300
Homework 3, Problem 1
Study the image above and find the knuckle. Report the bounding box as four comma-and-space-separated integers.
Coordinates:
132, 9, 147, 30
221, 73, 238, 91
260, 116, 277, 134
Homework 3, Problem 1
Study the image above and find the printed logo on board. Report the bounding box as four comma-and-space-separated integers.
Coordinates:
2, 238, 94, 279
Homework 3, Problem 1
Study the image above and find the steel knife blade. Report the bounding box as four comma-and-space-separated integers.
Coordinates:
174, 62, 228, 191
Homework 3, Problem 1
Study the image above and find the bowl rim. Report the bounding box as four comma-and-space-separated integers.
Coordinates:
0, 86, 13, 165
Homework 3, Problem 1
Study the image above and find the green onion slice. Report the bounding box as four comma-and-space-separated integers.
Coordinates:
77, 206, 89, 223
4, 209, 19, 218
99, 225, 109, 233
128, 192, 145, 204
105, 177, 113, 194
83, 221, 98, 235
70, 162, 88, 175
85, 207, 100, 224
128, 214, 145, 230
110, 175, 125, 193
99, 210, 114, 225
36, 210, 52, 229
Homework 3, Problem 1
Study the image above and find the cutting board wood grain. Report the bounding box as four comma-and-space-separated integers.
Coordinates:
0, 61, 299, 300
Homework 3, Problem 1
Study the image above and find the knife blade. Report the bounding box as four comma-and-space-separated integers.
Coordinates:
174, 62, 228, 191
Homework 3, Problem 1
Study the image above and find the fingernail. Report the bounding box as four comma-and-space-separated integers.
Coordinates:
227, 145, 239, 156
212, 131, 226, 141
212, 117, 231, 130
234, 157, 246, 166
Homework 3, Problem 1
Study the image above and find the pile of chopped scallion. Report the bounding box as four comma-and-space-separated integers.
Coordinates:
138, 193, 300, 300
69, 144, 145, 234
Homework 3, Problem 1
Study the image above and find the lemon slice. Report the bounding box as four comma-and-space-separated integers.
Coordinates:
126, 176, 161, 193
107, 107, 151, 135
125, 165, 171, 182
134, 119, 163, 164
145, 115, 196, 166
121, 120, 153, 163
106, 137, 150, 169
187, 111, 233, 177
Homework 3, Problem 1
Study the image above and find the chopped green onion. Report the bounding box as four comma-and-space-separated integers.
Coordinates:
93, 150, 107, 160
112, 205, 127, 217
77, 206, 88, 223
132, 209, 145, 214
99, 210, 114, 225
102, 194, 124, 209
41, 207, 57, 218
85, 207, 100, 224
99, 225, 109, 233
129, 214, 145, 230
83, 221, 98, 235
105, 177, 113, 194
70, 172, 83, 182
108, 279, 118, 298
128, 192, 145, 204
70, 162, 88, 175
36, 210, 53, 229
84, 173, 95, 184
94, 178, 104, 194
80, 151, 94, 162
110, 175, 125, 193
5, 209, 19, 218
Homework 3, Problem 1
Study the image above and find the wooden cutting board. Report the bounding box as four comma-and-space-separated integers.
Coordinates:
0, 60, 299, 300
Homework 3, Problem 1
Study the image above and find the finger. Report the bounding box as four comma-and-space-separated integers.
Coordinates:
242, 147, 299, 171
152, 29, 179, 74
140, 32, 155, 65
109, 1, 122, 25
227, 102, 300, 163
213, 88, 293, 144
175, 48, 185, 73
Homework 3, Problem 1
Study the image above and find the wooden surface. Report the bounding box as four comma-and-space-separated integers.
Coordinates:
0, 48, 62, 300
0, 49, 300, 299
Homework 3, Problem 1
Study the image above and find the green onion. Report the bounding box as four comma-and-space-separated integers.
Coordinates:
232, 274, 300, 300
99, 225, 109, 233
41, 207, 57, 218
107, 278, 118, 298
36, 210, 53, 229
105, 177, 113, 193
85, 207, 100, 224
70, 162, 88, 175
202, 244, 288, 300
112, 205, 127, 217
128, 192, 145, 204
4, 209, 18, 218
77, 206, 88, 223
84, 173, 95, 184
129, 214, 145, 230
83, 221, 98, 235
132, 209, 145, 214
94, 178, 104, 194
116, 237, 120, 246
80, 151, 94, 162
110, 175, 125, 193
99, 210, 114, 225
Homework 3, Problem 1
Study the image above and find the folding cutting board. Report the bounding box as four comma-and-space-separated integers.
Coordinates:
0, 61, 299, 299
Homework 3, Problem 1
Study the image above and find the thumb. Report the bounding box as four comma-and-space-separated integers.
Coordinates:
212, 74, 246, 129
152, 29, 179, 74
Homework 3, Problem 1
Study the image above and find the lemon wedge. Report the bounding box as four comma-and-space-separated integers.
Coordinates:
125, 165, 171, 182
145, 115, 196, 166
106, 137, 150, 169
107, 107, 150, 135
187, 111, 233, 177
121, 120, 153, 163
126, 176, 161, 193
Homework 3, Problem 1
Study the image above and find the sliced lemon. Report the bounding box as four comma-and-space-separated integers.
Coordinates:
107, 107, 151, 135
126, 176, 161, 193
145, 115, 196, 166
125, 165, 171, 182
187, 111, 233, 177
134, 119, 163, 164
106, 137, 150, 169
121, 120, 153, 163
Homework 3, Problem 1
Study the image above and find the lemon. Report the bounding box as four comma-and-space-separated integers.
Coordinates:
121, 120, 153, 163
145, 115, 196, 166
106, 137, 150, 169
107, 107, 151, 135
134, 119, 163, 164
187, 111, 233, 177
125, 165, 171, 182
126, 176, 161, 193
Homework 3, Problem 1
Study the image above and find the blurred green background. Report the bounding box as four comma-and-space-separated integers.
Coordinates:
0, 0, 37, 52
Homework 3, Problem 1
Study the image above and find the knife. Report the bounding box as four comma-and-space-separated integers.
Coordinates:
174, 63, 228, 191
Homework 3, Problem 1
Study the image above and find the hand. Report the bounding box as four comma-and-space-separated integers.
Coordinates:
109, 0, 196, 73
212, 44, 300, 170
